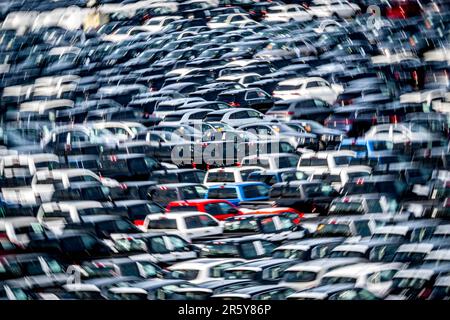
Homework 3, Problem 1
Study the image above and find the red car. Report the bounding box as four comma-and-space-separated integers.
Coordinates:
386, 0, 422, 19
166, 199, 242, 221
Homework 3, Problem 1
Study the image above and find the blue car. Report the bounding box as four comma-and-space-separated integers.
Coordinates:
205, 182, 270, 206
339, 138, 394, 158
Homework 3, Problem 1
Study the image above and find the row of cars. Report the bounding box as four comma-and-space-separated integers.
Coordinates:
1, 0, 450, 300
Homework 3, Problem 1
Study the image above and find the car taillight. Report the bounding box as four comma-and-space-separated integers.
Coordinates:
285, 111, 294, 116
390, 115, 398, 124
372, 116, 377, 125
134, 220, 145, 226
418, 287, 432, 299
345, 119, 353, 125
261, 10, 267, 15
192, 162, 197, 169
229, 101, 240, 107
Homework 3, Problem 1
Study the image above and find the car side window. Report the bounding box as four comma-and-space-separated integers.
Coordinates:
314, 100, 328, 108
230, 111, 246, 119
199, 214, 219, 227
246, 91, 259, 100
260, 240, 276, 255
247, 110, 262, 118
306, 81, 319, 88
184, 216, 202, 229
379, 269, 397, 282
166, 235, 189, 251
367, 272, 381, 284
71, 131, 89, 143
190, 111, 207, 120
147, 236, 170, 254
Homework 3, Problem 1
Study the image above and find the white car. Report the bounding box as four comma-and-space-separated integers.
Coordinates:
0, 217, 42, 246
36, 201, 105, 233
31, 168, 119, 202
204, 108, 265, 128
203, 166, 264, 187
320, 262, 403, 297
168, 258, 245, 284
0, 153, 60, 177
207, 13, 253, 29
265, 4, 312, 22
297, 150, 357, 175
364, 123, 438, 144
308, 166, 372, 191
158, 109, 213, 126
280, 258, 362, 291
143, 16, 182, 33
91, 121, 147, 141
273, 77, 342, 104
308, 0, 361, 18
216, 73, 261, 87
241, 153, 300, 170
153, 97, 206, 119
143, 212, 224, 240
165, 67, 202, 79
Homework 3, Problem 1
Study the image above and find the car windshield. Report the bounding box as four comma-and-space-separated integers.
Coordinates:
315, 224, 352, 237
392, 277, 427, 290
170, 269, 200, 280
299, 158, 328, 166
210, 15, 230, 23
394, 252, 427, 263
330, 250, 366, 258
272, 249, 307, 260
329, 202, 364, 215
202, 243, 239, 257
283, 271, 317, 283
180, 186, 207, 199
224, 269, 257, 280
82, 264, 116, 278
225, 218, 258, 232
242, 185, 269, 198
207, 171, 235, 183
303, 184, 335, 197
208, 187, 238, 199
321, 276, 357, 285
148, 219, 178, 229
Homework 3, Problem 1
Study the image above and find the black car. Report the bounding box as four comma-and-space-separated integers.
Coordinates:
217, 88, 274, 112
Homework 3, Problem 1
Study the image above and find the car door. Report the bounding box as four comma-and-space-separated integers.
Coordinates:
165, 234, 197, 262
308, 81, 335, 104
146, 235, 175, 263
228, 111, 251, 127
183, 214, 221, 239
245, 90, 273, 112
204, 202, 233, 221
366, 269, 398, 297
